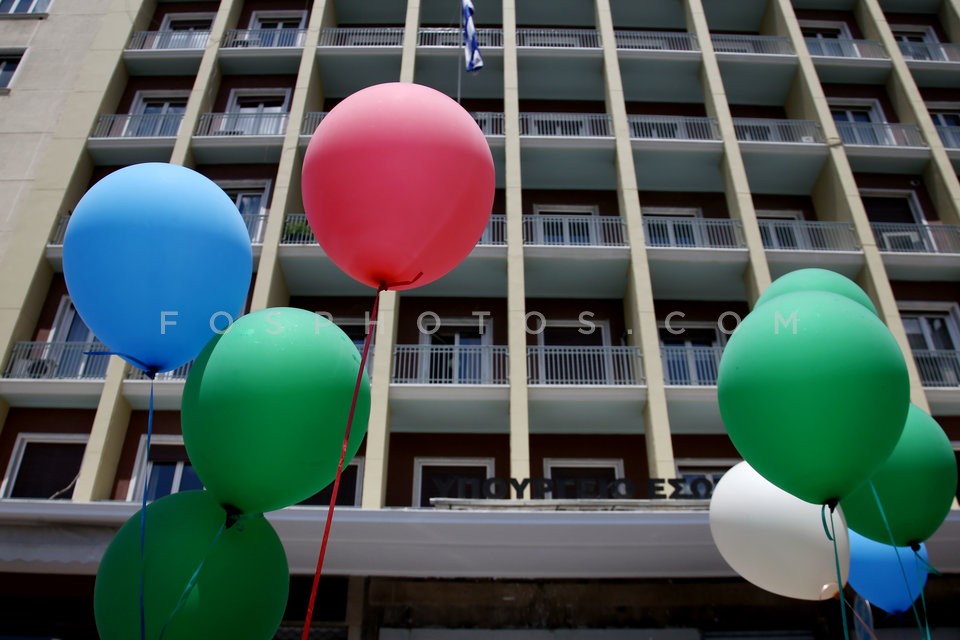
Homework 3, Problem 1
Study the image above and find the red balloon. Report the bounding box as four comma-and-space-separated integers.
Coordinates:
302, 83, 495, 290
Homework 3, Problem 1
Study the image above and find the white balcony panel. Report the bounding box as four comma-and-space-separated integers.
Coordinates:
528, 386, 646, 434
661, 345, 725, 434
714, 46, 798, 106
122, 32, 207, 76
192, 113, 288, 163
1, 341, 109, 408
736, 125, 828, 194
804, 38, 891, 84
316, 29, 404, 98
645, 220, 749, 301
762, 220, 864, 279
898, 42, 960, 88
219, 29, 307, 73
86, 113, 181, 164
872, 223, 960, 281
837, 123, 930, 174
629, 120, 723, 190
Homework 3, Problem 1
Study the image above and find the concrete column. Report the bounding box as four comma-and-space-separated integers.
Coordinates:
399, 0, 420, 83
361, 290, 399, 508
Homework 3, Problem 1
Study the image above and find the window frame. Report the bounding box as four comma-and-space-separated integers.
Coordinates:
249, 10, 307, 30
158, 12, 216, 32
412, 456, 495, 507
126, 434, 195, 502
0, 432, 88, 499
897, 301, 960, 350
674, 457, 739, 497
0, 49, 25, 92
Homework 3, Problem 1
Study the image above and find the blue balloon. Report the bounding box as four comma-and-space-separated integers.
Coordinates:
63, 163, 252, 373
848, 530, 929, 614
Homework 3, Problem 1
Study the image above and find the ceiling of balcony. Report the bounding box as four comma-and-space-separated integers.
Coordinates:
528, 388, 646, 434
422, 0, 504, 25
332, 0, 406, 25
610, 0, 688, 30
515, 1, 596, 27
701, 0, 769, 33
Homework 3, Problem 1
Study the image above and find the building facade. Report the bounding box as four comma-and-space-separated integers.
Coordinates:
0, 0, 959, 638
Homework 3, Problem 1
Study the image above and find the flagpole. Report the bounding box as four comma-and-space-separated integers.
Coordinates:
457, 0, 463, 103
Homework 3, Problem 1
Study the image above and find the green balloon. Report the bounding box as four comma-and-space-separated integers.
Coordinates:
756, 268, 878, 316
94, 491, 289, 640
182, 307, 370, 514
718, 291, 909, 504
841, 404, 958, 546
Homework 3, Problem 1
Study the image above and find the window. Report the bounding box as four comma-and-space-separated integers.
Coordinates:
660, 324, 723, 385
297, 459, 363, 507
127, 435, 202, 501
860, 189, 931, 252
756, 210, 805, 250
642, 207, 703, 248
0, 0, 47, 15
413, 457, 495, 506
928, 105, 960, 148
675, 458, 738, 499
222, 90, 290, 135
531, 204, 599, 246
890, 25, 941, 61
0, 52, 22, 89
830, 101, 886, 145
418, 317, 493, 384
37, 296, 109, 379
129, 92, 188, 137
217, 180, 271, 242
156, 13, 214, 49
900, 303, 960, 387
532, 319, 612, 384
249, 11, 307, 47
800, 20, 857, 57
543, 458, 624, 499
1, 433, 87, 499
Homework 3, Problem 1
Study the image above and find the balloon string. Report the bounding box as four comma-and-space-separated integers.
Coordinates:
844, 595, 879, 640
158, 521, 226, 639
301, 285, 383, 640
868, 481, 927, 637
140, 370, 157, 640
828, 505, 851, 640
915, 554, 933, 640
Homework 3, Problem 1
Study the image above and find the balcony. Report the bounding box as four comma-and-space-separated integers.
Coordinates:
124, 361, 193, 410
192, 112, 288, 163
836, 122, 929, 174
389, 344, 510, 433
913, 349, 960, 414
805, 38, 890, 83
898, 41, 960, 87
0, 341, 109, 408
526, 346, 647, 434
522, 215, 626, 248
713, 36, 798, 106
418, 27, 503, 48
627, 116, 723, 191
661, 344, 725, 434
615, 30, 702, 104
316, 28, 404, 98
643, 218, 749, 301
938, 126, 960, 172
516, 28, 601, 49
872, 222, 960, 280
518, 113, 615, 190
733, 118, 827, 193
516, 29, 604, 102
414, 28, 505, 100
712, 34, 794, 56
760, 219, 863, 279
86, 113, 183, 164
278, 214, 507, 297
219, 29, 307, 73
123, 31, 209, 75
300, 111, 325, 141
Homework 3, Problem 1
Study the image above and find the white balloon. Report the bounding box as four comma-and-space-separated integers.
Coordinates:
709, 461, 850, 601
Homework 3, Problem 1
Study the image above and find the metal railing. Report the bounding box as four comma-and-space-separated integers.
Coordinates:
480, 215, 506, 245
301, 111, 326, 135
661, 345, 723, 386
392, 345, 509, 385
242, 213, 269, 244
758, 220, 860, 252
318, 27, 404, 47
91, 113, 184, 138
613, 30, 698, 52
835, 122, 926, 147
222, 28, 307, 48
516, 28, 601, 49
898, 41, 960, 63
48, 215, 69, 245
473, 112, 505, 136
127, 30, 210, 51
712, 34, 794, 55
912, 350, 960, 387
521, 215, 627, 247
936, 125, 960, 149
4, 341, 110, 380
527, 346, 643, 385
643, 217, 745, 249
128, 360, 193, 381
627, 115, 720, 141
1, 0, 49, 14
871, 222, 960, 254
195, 112, 289, 137
280, 212, 505, 247
418, 27, 503, 48
804, 37, 887, 59
519, 113, 612, 137
732, 118, 824, 143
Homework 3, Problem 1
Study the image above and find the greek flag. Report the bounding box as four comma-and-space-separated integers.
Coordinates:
462, 0, 483, 72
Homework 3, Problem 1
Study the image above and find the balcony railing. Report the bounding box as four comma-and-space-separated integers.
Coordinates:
643, 217, 746, 249
318, 28, 404, 47
516, 28, 601, 49
0, 0, 50, 14
91, 113, 184, 138
613, 30, 698, 52
480, 215, 506, 245
912, 350, 960, 387
195, 112, 289, 137
522, 215, 627, 247
732, 118, 824, 143
49, 215, 68, 245
127, 31, 210, 51
758, 220, 860, 252
936, 125, 960, 149
519, 113, 612, 137
835, 122, 925, 147
627, 115, 720, 141
280, 213, 505, 247
473, 112, 505, 136
4, 341, 110, 380
222, 28, 307, 48
301, 111, 326, 135
418, 27, 504, 48
661, 345, 723, 386
898, 41, 960, 63
804, 37, 887, 59
527, 346, 643, 385
392, 345, 509, 385
712, 34, 794, 55
128, 360, 193, 381
871, 222, 960, 254
49, 214, 266, 246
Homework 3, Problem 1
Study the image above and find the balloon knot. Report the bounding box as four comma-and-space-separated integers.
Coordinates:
910, 541, 921, 552
825, 498, 839, 512
223, 503, 243, 529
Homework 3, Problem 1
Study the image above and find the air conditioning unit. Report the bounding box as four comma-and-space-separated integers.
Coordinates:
9, 357, 55, 379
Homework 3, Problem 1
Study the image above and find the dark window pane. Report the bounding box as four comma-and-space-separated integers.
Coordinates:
862, 196, 917, 223
9, 442, 85, 499
548, 466, 617, 499
179, 465, 203, 492
0, 56, 21, 89
145, 462, 177, 501
420, 465, 487, 507
299, 465, 359, 506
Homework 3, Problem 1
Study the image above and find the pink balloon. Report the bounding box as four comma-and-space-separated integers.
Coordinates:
302, 83, 495, 291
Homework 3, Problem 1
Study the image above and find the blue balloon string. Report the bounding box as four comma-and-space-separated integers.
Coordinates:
868, 481, 927, 638
914, 549, 933, 640
140, 373, 156, 640
828, 507, 851, 640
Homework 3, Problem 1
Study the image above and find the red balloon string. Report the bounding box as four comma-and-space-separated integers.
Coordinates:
301, 285, 383, 640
